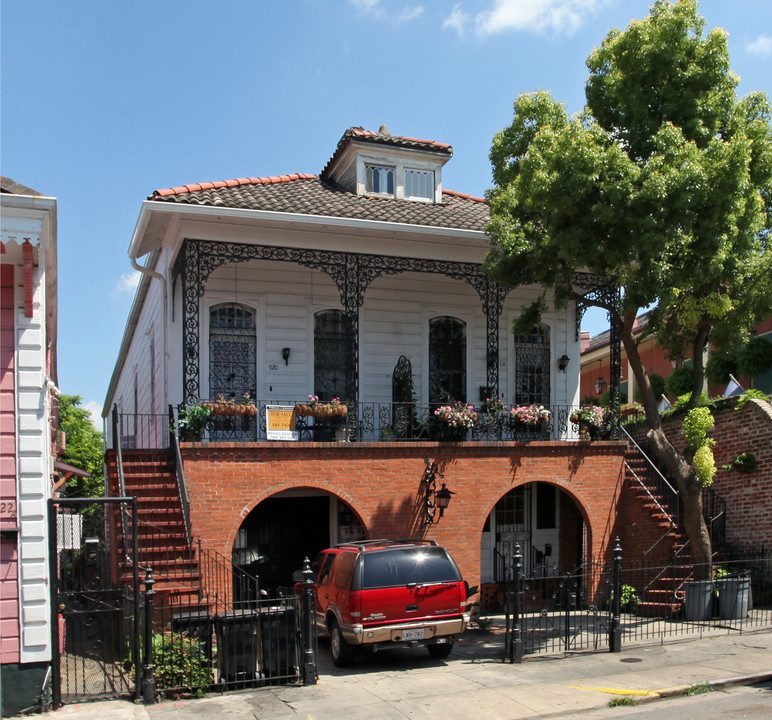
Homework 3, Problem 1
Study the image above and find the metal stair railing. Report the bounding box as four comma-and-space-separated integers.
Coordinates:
619, 424, 681, 539
168, 404, 192, 548
111, 404, 133, 565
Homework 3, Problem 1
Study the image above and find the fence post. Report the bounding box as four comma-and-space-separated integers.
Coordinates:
142, 568, 157, 704
609, 537, 622, 653
111, 403, 119, 451
506, 544, 523, 663
168, 404, 175, 449
301, 557, 318, 685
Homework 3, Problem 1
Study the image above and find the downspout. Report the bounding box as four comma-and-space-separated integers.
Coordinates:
130, 254, 168, 420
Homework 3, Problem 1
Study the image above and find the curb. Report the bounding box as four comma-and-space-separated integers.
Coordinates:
655, 671, 772, 699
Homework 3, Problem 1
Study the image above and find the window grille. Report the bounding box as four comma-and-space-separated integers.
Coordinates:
314, 309, 347, 401
404, 168, 434, 200
365, 165, 395, 195
514, 325, 550, 405
209, 304, 256, 440
429, 316, 466, 404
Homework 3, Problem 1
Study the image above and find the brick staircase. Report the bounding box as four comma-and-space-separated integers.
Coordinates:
107, 449, 202, 605
623, 450, 693, 617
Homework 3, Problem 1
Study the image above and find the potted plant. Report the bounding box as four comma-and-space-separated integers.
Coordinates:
509, 404, 551, 426
481, 396, 507, 415
619, 401, 644, 419
380, 425, 397, 440
432, 401, 476, 441
294, 395, 347, 417
204, 392, 258, 416
177, 400, 212, 442
570, 405, 606, 439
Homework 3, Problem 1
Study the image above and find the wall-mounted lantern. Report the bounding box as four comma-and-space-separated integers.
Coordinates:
423, 458, 455, 525
281, 347, 291, 366
558, 354, 570, 372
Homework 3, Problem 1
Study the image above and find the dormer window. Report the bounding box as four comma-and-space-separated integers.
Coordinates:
365, 165, 395, 196
404, 169, 434, 201
323, 126, 452, 203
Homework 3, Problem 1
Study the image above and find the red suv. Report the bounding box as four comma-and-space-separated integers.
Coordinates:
309, 539, 469, 666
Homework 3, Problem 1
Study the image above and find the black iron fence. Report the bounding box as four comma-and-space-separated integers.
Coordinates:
141, 568, 310, 699
619, 551, 772, 646
49, 497, 318, 709
503, 542, 772, 662
110, 402, 632, 448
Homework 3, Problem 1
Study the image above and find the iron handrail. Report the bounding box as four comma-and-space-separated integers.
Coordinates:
168, 405, 192, 548
111, 404, 132, 564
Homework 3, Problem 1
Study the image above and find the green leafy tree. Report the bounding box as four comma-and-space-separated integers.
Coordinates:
58, 394, 104, 499
485, 0, 772, 577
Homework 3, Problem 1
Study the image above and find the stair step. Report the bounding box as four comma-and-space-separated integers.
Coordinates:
635, 601, 682, 618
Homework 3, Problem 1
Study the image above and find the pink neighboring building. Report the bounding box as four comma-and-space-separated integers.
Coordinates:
1, 177, 58, 714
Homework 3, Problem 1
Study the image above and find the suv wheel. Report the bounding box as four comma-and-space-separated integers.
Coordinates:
427, 638, 454, 659
330, 620, 356, 667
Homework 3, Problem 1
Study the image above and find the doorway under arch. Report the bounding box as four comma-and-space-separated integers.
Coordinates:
232, 489, 366, 593
481, 482, 585, 586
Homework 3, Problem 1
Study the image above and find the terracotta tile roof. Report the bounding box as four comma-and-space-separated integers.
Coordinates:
149, 174, 489, 232
320, 126, 452, 181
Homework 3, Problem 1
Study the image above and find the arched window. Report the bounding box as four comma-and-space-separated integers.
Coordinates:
209, 303, 256, 401
314, 309, 347, 401
429, 316, 466, 404
514, 324, 550, 405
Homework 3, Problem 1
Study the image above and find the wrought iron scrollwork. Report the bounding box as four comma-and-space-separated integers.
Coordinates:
175, 239, 511, 405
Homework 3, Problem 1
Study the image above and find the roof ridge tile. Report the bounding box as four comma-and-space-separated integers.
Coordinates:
442, 188, 486, 203
151, 173, 317, 198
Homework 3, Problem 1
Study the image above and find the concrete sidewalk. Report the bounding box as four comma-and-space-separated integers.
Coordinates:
32, 629, 772, 720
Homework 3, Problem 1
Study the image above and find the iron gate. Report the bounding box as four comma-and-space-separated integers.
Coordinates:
48, 497, 140, 706
504, 545, 620, 661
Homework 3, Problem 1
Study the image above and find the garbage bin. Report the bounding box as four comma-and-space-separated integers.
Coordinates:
172, 609, 214, 665
259, 604, 299, 679
215, 610, 260, 684
717, 573, 752, 620
683, 579, 714, 621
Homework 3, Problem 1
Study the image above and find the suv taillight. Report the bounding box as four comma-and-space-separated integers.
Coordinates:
349, 590, 362, 618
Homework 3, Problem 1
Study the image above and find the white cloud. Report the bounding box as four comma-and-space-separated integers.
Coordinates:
116, 270, 140, 295
747, 34, 772, 57
82, 400, 104, 430
349, 0, 424, 23
475, 0, 606, 36
350, 0, 380, 11
444, 4, 470, 36
398, 5, 424, 22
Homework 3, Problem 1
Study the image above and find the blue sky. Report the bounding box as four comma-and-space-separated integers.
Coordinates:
2, 0, 771, 423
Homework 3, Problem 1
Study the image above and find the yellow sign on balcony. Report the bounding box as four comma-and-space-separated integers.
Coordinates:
266, 405, 298, 441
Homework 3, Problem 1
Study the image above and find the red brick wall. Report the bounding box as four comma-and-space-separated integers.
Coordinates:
181, 440, 629, 590
640, 397, 772, 551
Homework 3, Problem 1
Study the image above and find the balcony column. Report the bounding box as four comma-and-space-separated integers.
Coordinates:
483, 278, 507, 400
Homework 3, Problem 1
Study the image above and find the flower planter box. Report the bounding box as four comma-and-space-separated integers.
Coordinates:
203, 402, 258, 416
293, 404, 347, 418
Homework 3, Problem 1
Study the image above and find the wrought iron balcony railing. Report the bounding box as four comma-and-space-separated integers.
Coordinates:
108, 401, 641, 449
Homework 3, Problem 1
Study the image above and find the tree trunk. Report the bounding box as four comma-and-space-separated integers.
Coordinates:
620, 321, 713, 577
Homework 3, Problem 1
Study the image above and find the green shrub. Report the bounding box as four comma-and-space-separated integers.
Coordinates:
683, 407, 716, 487
151, 632, 211, 697
682, 407, 715, 450
736, 388, 770, 410
693, 445, 717, 486
736, 337, 772, 378
665, 364, 694, 398
705, 355, 737, 386
673, 391, 710, 410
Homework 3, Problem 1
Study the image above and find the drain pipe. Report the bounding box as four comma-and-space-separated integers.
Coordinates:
131, 253, 168, 416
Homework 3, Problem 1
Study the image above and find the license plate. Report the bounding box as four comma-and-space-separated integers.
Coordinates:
401, 628, 425, 641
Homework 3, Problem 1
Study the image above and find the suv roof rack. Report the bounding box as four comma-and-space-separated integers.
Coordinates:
333, 538, 438, 550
